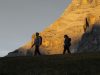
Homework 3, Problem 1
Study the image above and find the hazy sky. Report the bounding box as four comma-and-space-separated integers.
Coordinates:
0, 0, 71, 57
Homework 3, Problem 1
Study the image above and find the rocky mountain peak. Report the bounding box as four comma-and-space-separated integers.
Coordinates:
7, 0, 100, 56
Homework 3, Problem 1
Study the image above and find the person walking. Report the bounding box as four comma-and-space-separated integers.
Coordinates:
31, 32, 42, 56
63, 35, 71, 54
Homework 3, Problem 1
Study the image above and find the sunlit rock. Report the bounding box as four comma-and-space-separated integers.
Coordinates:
7, 0, 100, 56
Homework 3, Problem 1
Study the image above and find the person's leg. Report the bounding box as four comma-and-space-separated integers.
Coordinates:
34, 46, 38, 56
37, 46, 41, 55
63, 46, 66, 54
67, 47, 71, 54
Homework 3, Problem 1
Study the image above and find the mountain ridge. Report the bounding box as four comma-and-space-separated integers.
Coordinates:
7, 0, 100, 56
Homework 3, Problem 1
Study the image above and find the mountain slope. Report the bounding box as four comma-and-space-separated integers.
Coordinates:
7, 0, 100, 56
77, 23, 100, 52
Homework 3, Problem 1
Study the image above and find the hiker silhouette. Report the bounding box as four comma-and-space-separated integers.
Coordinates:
31, 32, 42, 56
63, 35, 71, 54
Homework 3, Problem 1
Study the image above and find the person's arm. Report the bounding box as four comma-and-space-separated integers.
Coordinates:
31, 38, 36, 48
31, 43, 35, 48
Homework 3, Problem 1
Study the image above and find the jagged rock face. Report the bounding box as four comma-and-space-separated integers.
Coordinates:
7, 0, 100, 56
77, 23, 100, 52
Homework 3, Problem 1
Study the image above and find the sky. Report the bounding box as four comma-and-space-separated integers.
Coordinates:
0, 0, 71, 57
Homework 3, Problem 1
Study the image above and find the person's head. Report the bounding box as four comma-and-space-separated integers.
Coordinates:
36, 32, 39, 37
64, 35, 68, 38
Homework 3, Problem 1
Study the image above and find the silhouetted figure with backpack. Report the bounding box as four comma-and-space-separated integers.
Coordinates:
63, 35, 71, 54
31, 32, 42, 56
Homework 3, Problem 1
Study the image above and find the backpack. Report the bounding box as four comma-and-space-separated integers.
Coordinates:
39, 36, 42, 45
68, 38, 71, 47
64, 37, 71, 47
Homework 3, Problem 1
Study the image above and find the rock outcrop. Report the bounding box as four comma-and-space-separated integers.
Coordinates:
77, 23, 100, 52
7, 0, 100, 56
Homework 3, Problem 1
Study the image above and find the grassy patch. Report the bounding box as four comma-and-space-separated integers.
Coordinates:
0, 53, 100, 75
